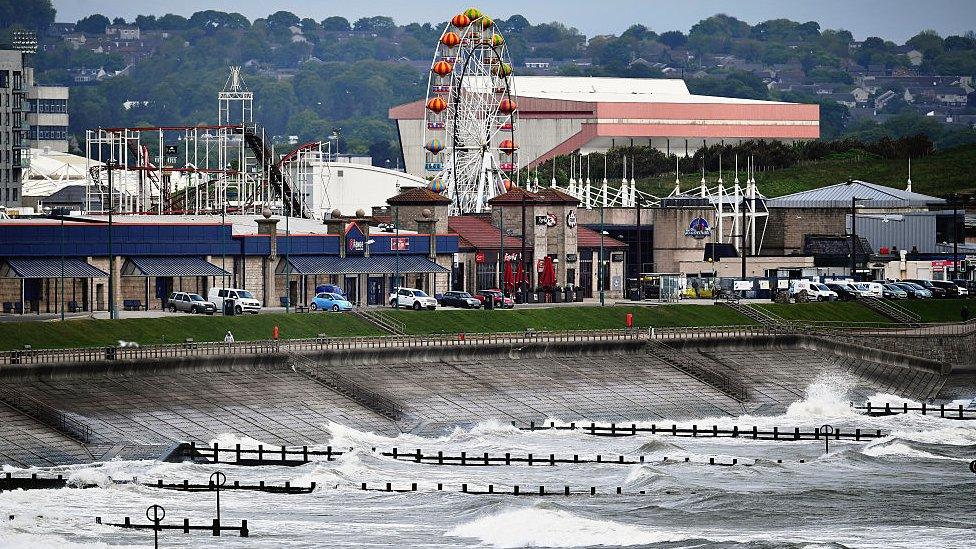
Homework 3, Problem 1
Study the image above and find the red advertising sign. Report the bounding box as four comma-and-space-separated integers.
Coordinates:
475, 251, 485, 263
391, 237, 409, 251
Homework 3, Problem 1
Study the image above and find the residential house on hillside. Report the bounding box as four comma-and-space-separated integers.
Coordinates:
105, 25, 140, 40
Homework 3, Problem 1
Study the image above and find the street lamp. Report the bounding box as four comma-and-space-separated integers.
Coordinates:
394, 205, 400, 308
59, 211, 65, 321
599, 199, 606, 306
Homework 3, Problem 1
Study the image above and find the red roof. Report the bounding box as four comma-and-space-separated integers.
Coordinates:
448, 215, 523, 251
577, 226, 628, 248
487, 187, 542, 205
387, 187, 451, 205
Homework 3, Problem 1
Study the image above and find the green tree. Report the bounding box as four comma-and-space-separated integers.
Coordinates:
76, 14, 110, 34
0, 0, 55, 31
321, 16, 350, 31
658, 30, 687, 49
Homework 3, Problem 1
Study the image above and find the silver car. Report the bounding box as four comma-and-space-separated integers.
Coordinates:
168, 292, 217, 314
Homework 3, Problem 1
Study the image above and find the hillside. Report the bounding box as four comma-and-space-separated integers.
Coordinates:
635, 144, 976, 199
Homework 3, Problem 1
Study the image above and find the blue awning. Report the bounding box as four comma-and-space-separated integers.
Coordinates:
0, 258, 109, 278
121, 256, 230, 277
277, 256, 448, 275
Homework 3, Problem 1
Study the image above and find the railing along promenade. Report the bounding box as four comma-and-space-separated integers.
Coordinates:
0, 320, 971, 367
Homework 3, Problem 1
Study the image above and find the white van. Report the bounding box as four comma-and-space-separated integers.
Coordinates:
789, 280, 838, 301
208, 288, 263, 314
852, 282, 883, 298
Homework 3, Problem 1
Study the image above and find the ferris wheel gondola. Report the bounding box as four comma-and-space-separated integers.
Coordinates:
422, 7, 518, 214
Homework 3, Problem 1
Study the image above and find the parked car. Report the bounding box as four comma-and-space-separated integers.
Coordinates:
311, 292, 353, 312
893, 282, 931, 299
389, 287, 438, 310
826, 283, 860, 302
881, 284, 908, 299
208, 287, 263, 314
951, 279, 975, 295
438, 291, 482, 309
903, 279, 947, 298
931, 280, 965, 297
167, 292, 216, 314
475, 289, 515, 309
852, 282, 884, 298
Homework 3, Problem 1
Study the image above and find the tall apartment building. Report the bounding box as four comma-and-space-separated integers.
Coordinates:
0, 49, 29, 208
26, 70, 69, 153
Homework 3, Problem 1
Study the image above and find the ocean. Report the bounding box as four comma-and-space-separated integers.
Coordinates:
1, 376, 974, 548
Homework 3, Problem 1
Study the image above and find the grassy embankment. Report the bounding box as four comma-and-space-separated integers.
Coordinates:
636, 145, 976, 199
376, 305, 756, 335
1, 300, 970, 351
0, 313, 382, 351
0, 305, 756, 350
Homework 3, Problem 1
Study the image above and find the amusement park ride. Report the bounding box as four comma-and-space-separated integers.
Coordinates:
84, 67, 330, 219
422, 7, 519, 215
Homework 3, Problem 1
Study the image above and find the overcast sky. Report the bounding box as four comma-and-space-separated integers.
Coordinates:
54, 0, 976, 43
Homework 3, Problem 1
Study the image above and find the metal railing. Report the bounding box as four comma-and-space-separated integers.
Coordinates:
0, 321, 971, 368
286, 350, 403, 421
0, 390, 94, 443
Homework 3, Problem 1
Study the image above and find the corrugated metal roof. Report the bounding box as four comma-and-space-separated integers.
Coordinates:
767, 180, 946, 209
0, 258, 108, 278
278, 256, 448, 275
121, 257, 230, 277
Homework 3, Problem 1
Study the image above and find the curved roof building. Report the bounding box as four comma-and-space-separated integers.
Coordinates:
390, 76, 820, 178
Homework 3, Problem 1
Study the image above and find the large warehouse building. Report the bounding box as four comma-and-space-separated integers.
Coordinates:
390, 76, 820, 177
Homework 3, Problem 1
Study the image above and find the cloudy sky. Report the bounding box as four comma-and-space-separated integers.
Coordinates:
54, 0, 976, 43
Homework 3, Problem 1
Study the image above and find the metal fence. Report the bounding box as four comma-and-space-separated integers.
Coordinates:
0, 321, 971, 368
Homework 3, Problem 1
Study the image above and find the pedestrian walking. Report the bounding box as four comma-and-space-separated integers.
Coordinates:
224, 330, 235, 347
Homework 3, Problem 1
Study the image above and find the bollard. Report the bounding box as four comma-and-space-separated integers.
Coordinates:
361, 483, 367, 490
462, 483, 467, 493
821, 424, 834, 454
439, 451, 444, 465
488, 485, 493, 494
212, 519, 221, 537
528, 453, 533, 466
437, 483, 443, 491
386, 483, 391, 492
411, 483, 417, 491
485, 453, 490, 466
327, 446, 333, 460
235, 444, 241, 464
416, 449, 422, 463
616, 487, 621, 494
303, 446, 308, 462
626, 312, 633, 328
590, 487, 595, 495
539, 486, 545, 495
461, 451, 466, 465
550, 454, 555, 466
514, 485, 519, 495
505, 452, 510, 465
564, 486, 570, 496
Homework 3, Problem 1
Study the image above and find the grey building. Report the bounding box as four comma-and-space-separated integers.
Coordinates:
26, 72, 69, 152
0, 49, 29, 208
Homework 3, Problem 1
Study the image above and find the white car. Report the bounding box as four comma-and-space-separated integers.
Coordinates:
208, 287, 263, 314
389, 287, 437, 310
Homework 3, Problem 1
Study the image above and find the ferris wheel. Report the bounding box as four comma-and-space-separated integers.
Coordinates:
423, 7, 518, 214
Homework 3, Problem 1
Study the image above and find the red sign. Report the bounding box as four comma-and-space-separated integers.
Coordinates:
537, 259, 545, 272
475, 251, 486, 263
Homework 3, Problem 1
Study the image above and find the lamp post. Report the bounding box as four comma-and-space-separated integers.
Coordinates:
741, 193, 748, 279
284, 181, 291, 313
599, 202, 605, 306
59, 212, 65, 321
520, 191, 527, 298
499, 206, 505, 293
107, 158, 118, 320
394, 205, 400, 309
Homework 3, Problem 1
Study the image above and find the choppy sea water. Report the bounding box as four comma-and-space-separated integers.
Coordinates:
1, 376, 974, 549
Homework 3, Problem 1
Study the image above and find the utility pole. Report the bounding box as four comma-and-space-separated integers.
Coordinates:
284, 180, 291, 313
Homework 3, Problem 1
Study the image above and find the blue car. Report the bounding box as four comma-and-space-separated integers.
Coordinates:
310, 292, 353, 312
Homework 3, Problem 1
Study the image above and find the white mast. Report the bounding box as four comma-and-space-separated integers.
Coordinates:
906, 158, 912, 192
